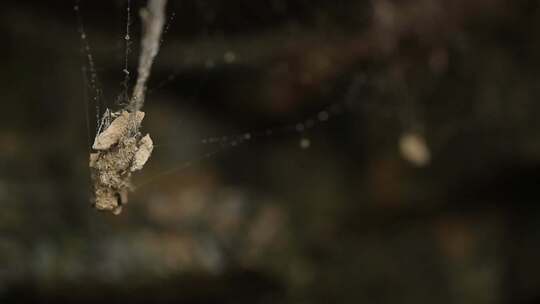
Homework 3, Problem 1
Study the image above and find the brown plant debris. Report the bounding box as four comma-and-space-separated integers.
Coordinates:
90, 111, 154, 215
89, 0, 167, 215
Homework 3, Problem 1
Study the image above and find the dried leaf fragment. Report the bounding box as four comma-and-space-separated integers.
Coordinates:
131, 134, 154, 172
92, 111, 145, 150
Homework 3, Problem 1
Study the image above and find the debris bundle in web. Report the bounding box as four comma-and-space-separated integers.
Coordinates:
89, 0, 167, 215
90, 111, 153, 214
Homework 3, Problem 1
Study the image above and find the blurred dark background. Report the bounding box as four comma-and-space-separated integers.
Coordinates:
2, 0, 540, 303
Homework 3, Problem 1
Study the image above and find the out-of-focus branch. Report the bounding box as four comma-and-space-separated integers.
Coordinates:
128, 0, 167, 112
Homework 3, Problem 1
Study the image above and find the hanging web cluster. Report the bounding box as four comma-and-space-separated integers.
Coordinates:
76, 0, 433, 214
77, 0, 166, 214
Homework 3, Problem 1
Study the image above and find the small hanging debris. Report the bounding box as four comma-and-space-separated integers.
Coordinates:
89, 0, 167, 215
90, 111, 153, 214
399, 132, 431, 167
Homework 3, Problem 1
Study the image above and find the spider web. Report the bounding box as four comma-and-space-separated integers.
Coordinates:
75, 0, 431, 192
